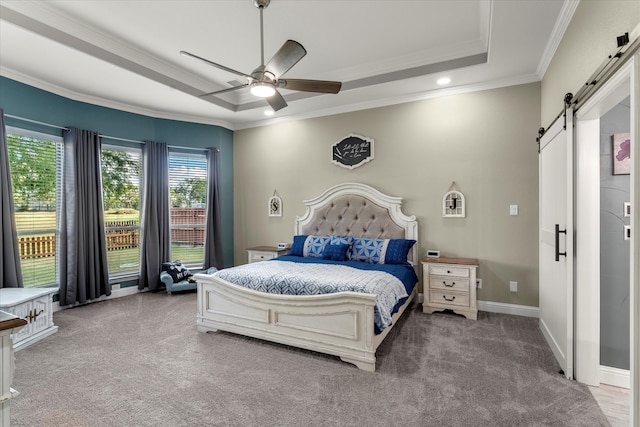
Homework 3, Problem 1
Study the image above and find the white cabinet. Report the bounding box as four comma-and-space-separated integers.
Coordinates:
0, 288, 58, 351
422, 257, 478, 320
246, 246, 289, 264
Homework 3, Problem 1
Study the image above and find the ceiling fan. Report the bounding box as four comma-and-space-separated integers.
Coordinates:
180, 0, 342, 112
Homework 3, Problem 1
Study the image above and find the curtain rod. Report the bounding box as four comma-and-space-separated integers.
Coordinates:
5, 114, 68, 130
4, 113, 219, 152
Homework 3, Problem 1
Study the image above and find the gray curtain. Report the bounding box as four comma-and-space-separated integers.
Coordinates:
59, 128, 110, 305
204, 147, 224, 269
139, 141, 170, 291
0, 108, 24, 288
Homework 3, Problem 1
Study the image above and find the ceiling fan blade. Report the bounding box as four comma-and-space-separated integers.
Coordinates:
278, 79, 342, 94
199, 84, 249, 97
264, 40, 307, 79
266, 90, 288, 111
180, 50, 253, 80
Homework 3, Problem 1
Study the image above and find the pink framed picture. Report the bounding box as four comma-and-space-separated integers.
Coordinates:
613, 133, 631, 175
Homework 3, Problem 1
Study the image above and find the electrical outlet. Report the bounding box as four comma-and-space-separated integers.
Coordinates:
509, 281, 518, 292
476, 278, 482, 289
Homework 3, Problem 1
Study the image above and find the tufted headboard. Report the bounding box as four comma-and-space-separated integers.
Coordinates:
295, 183, 418, 264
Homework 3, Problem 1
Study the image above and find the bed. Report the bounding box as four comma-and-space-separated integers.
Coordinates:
195, 182, 419, 371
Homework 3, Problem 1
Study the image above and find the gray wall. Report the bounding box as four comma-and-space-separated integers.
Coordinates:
234, 83, 541, 307
541, 1, 640, 125
600, 98, 631, 370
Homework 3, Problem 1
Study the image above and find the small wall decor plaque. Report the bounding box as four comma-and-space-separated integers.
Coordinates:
331, 134, 374, 169
268, 190, 282, 217
443, 181, 466, 218
612, 133, 630, 175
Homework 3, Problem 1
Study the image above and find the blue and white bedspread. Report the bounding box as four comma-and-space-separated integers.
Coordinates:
214, 259, 411, 332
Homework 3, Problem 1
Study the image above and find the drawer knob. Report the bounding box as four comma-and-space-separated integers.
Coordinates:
444, 281, 455, 287
443, 295, 456, 302
447, 270, 451, 274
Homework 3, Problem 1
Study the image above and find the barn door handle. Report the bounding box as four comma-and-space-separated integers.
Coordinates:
555, 224, 567, 261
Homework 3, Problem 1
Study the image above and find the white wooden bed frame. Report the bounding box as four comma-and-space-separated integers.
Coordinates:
195, 182, 418, 371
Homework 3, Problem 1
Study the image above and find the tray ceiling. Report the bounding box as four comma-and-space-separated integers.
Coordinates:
0, 0, 569, 130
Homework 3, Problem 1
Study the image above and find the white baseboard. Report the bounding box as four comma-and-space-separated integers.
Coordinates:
599, 365, 630, 389
52, 285, 146, 312
417, 294, 539, 318
477, 300, 539, 318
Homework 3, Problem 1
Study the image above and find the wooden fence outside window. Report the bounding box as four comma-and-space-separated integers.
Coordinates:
17, 208, 206, 259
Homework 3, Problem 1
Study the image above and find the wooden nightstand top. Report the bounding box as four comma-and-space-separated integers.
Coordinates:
0, 311, 27, 332
421, 256, 479, 266
247, 246, 287, 252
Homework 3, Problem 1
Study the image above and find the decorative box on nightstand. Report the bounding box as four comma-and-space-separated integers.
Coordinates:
0, 287, 58, 350
421, 257, 479, 320
246, 246, 289, 264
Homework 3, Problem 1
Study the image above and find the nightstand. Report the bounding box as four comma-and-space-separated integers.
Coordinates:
247, 246, 289, 263
421, 257, 479, 320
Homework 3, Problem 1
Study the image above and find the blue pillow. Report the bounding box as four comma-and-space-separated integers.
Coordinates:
289, 235, 308, 257
305, 235, 330, 257
322, 244, 350, 261
330, 235, 354, 258
351, 238, 416, 264
351, 237, 385, 263
289, 235, 331, 258
330, 235, 354, 246
383, 239, 416, 264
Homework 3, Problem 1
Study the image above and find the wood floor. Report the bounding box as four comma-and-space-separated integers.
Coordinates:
589, 384, 630, 426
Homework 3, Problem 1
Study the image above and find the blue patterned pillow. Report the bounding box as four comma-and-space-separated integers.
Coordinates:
330, 235, 354, 258
351, 237, 386, 263
304, 235, 330, 257
351, 238, 416, 264
322, 244, 350, 261
382, 239, 416, 264
289, 235, 308, 257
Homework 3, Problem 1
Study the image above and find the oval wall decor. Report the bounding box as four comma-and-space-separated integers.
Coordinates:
331, 134, 374, 169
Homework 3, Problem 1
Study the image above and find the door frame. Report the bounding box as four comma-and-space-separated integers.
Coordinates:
574, 56, 637, 422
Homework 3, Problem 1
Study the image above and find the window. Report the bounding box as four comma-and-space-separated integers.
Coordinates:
7, 128, 63, 288
101, 144, 142, 278
168, 150, 207, 266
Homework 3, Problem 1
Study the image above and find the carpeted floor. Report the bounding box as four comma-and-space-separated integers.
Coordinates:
11, 292, 609, 426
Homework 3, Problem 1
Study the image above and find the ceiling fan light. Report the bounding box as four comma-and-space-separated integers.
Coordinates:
250, 82, 276, 97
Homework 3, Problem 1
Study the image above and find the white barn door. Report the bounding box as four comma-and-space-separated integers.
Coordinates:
539, 109, 574, 379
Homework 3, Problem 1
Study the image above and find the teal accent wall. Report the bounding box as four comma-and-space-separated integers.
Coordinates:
0, 76, 234, 268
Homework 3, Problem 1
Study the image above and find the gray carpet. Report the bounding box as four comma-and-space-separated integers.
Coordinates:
11, 292, 609, 426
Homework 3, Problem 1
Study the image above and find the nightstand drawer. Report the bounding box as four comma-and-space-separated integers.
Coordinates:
430, 277, 470, 292
247, 246, 289, 264
249, 251, 278, 262
430, 291, 470, 308
428, 265, 470, 278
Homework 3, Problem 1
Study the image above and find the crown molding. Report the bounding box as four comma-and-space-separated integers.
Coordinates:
536, 0, 580, 79
0, 67, 235, 130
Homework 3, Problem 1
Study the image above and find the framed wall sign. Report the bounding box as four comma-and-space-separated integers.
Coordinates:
331, 134, 374, 169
